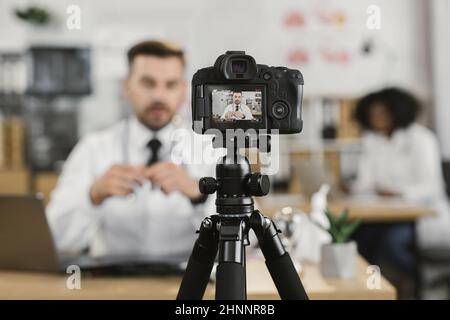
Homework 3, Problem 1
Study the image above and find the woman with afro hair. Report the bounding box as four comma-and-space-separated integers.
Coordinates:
351, 87, 450, 297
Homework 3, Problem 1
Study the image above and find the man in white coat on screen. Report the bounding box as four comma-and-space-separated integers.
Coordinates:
221, 91, 254, 120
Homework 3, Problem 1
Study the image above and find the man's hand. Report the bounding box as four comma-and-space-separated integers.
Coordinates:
234, 111, 244, 119
89, 164, 145, 205
144, 162, 202, 201
224, 111, 235, 120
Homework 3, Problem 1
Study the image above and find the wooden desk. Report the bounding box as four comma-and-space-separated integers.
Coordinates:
0, 256, 395, 300
257, 194, 434, 223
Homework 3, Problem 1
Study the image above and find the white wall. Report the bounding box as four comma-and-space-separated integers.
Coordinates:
0, 0, 432, 136
430, 0, 450, 160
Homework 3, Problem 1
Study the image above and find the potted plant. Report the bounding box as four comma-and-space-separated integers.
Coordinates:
15, 6, 51, 26
319, 208, 361, 279
13, 5, 59, 43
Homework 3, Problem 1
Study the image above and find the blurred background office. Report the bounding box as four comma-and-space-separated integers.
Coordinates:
1, 0, 450, 299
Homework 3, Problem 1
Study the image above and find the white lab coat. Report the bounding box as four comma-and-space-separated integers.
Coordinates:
46, 116, 217, 259
353, 123, 450, 249
221, 104, 254, 120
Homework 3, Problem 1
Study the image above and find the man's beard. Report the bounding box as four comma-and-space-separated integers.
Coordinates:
138, 101, 172, 131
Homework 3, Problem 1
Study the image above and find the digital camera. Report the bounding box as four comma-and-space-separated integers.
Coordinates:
192, 51, 304, 134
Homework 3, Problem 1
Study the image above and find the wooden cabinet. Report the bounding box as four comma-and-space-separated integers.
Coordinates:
0, 170, 59, 205
33, 172, 59, 205
0, 169, 30, 195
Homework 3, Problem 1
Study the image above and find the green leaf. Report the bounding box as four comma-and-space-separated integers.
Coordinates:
336, 208, 349, 227
325, 209, 337, 226
322, 207, 361, 243
339, 219, 362, 243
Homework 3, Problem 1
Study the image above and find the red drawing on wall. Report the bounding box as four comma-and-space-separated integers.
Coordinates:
316, 10, 347, 26
320, 48, 351, 64
287, 48, 309, 64
283, 10, 305, 28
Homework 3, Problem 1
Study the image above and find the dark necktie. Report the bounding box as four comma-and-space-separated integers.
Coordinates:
235, 105, 239, 112
147, 138, 162, 166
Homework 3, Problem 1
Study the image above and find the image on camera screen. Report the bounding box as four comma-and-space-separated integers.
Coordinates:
211, 89, 262, 123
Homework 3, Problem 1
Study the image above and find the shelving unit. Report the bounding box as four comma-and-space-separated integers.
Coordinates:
0, 48, 90, 202
282, 97, 363, 194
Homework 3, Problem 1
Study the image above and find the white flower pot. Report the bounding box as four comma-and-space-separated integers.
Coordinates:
320, 241, 357, 279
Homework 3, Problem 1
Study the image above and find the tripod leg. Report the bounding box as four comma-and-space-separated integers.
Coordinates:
215, 219, 247, 300
177, 216, 219, 300
250, 210, 309, 300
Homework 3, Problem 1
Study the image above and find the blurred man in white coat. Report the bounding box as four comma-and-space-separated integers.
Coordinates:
46, 40, 215, 260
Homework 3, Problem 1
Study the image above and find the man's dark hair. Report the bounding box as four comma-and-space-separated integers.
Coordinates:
127, 40, 185, 68
354, 87, 421, 130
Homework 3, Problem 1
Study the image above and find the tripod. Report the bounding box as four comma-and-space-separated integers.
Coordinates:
177, 145, 308, 300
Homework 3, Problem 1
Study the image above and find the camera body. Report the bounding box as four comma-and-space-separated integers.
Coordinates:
192, 51, 304, 134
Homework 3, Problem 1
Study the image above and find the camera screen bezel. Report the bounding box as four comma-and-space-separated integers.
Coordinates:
205, 84, 268, 131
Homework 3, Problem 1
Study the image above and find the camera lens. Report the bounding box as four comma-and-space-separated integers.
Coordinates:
231, 60, 248, 73
272, 102, 289, 119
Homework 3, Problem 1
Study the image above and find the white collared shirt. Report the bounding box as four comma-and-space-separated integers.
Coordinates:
46, 116, 217, 259
352, 123, 450, 248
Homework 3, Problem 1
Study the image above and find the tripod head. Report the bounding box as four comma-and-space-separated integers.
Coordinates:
198, 142, 270, 216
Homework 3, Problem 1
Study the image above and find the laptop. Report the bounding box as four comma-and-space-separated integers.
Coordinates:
296, 160, 343, 199
0, 195, 186, 275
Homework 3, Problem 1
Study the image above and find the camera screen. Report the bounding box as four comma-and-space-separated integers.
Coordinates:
211, 89, 263, 124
